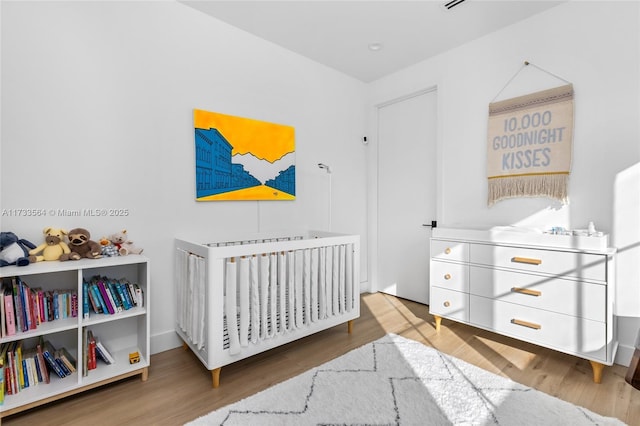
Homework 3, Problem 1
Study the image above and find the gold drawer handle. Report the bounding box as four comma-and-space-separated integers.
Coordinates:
444, 301, 451, 307
444, 273, 452, 280
511, 318, 541, 330
512, 256, 542, 265
511, 287, 542, 297
444, 248, 452, 255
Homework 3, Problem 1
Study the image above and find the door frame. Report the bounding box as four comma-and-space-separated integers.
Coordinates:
368, 85, 443, 297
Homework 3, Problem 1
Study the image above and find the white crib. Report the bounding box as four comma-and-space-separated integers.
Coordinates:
174, 230, 360, 387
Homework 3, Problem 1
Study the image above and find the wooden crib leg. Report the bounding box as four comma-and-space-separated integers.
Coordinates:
589, 360, 605, 384
212, 367, 221, 388
347, 320, 354, 334
182, 342, 188, 350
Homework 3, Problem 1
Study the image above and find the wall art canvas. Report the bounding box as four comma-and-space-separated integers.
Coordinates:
194, 109, 295, 201
487, 84, 574, 206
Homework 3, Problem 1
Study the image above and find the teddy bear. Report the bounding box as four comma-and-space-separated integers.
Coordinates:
0, 231, 37, 267
61, 228, 102, 261
28, 227, 71, 262
99, 236, 119, 257
109, 229, 143, 256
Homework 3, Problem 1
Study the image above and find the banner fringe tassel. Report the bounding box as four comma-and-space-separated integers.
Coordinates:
488, 174, 568, 206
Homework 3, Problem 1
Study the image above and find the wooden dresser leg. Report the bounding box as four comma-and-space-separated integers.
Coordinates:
212, 367, 222, 388
182, 342, 188, 350
141, 367, 149, 382
434, 315, 442, 332
347, 320, 354, 334
589, 360, 605, 384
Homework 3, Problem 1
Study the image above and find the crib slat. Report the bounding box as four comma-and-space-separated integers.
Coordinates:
250, 256, 259, 344
346, 244, 354, 312
310, 248, 319, 322
303, 249, 311, 325
318, 248, 326, 319
225, 259, 240, 355
239, 257, 250, 346
269, 253, 277, 337
294, 250, 303, 328
287, 251, 295, 331
259, 254, 269, 339
332, 246, 340, 315
277, 252, 287, 334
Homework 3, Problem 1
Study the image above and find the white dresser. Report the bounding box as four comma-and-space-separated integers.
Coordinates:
430, 227, 617, 383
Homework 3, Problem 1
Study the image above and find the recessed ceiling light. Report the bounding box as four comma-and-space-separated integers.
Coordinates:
368, 43, 383, 52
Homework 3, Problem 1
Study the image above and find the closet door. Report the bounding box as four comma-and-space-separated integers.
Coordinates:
377, 88, 437, 304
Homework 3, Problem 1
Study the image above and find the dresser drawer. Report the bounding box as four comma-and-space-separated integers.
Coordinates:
469, 243, 606, 282
431, 240, 469, 262
470, 295, 607, 361
469, 266, 606, 321
429, 287, 469, 323
431, 260, 469, 293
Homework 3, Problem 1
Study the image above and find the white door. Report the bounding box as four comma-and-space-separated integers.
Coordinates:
377, 89, 437, 304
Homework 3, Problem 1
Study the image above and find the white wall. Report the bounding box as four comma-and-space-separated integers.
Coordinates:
367, 1, 640, 365
0, 1, 368, 353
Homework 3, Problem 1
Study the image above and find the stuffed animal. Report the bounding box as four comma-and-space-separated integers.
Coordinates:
109, 229, 143, 256
0, 231, 37, 267
62, 228, 102, 261
99, 236, 119, 257
28, 227, 71, 262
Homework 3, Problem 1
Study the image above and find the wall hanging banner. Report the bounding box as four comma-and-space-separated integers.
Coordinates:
487, 83, 574, 206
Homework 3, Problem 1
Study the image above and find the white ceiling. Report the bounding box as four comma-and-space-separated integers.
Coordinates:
180, 0, 566, 82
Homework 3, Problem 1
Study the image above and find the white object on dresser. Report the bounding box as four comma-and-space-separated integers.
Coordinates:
0, 255, 150, 417
429, 227, 616, 383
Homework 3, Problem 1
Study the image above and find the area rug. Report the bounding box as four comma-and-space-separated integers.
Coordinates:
186, 334, 625, 425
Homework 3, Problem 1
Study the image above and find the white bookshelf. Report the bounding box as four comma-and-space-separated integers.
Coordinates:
0, 255, 150, 417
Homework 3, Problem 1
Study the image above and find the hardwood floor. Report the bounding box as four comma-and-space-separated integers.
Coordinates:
3, 292, 639, 425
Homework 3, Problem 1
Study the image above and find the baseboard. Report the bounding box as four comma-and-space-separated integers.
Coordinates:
151, 329, 184, 355
616, 343, 634, 367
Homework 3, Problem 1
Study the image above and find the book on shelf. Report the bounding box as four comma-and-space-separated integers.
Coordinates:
57, 347, 77, 373
0, 361, 4, 405
0, 279, 5, 338
37, 288, 45, 325
41, 338, 70, 379
124, 280, 136, 307
134, 283, 144, 307
82, 280, 90, 319
95, 339, 116, 365
111, 280, 130, 310
0, 342, 6, 403
14, 340, 25, 389
4, 284, 16, 336
55, 356, 71, 376
12, 278, 23, 333
82, 327, 88, 376
46, 290, 54, 322
70, 292, 76, 318
105, 280, 123, 313
120, 280, 134, 309
87, 330, 97, 370
96, 280, 115, 315
53, 290, 59, 320
88, 282, 105, 314
35, 341, 50, 384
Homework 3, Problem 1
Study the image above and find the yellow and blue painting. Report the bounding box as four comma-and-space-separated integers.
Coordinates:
194, 109, 295, 201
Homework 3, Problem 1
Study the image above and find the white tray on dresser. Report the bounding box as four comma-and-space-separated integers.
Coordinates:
429, 227, 617, 383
